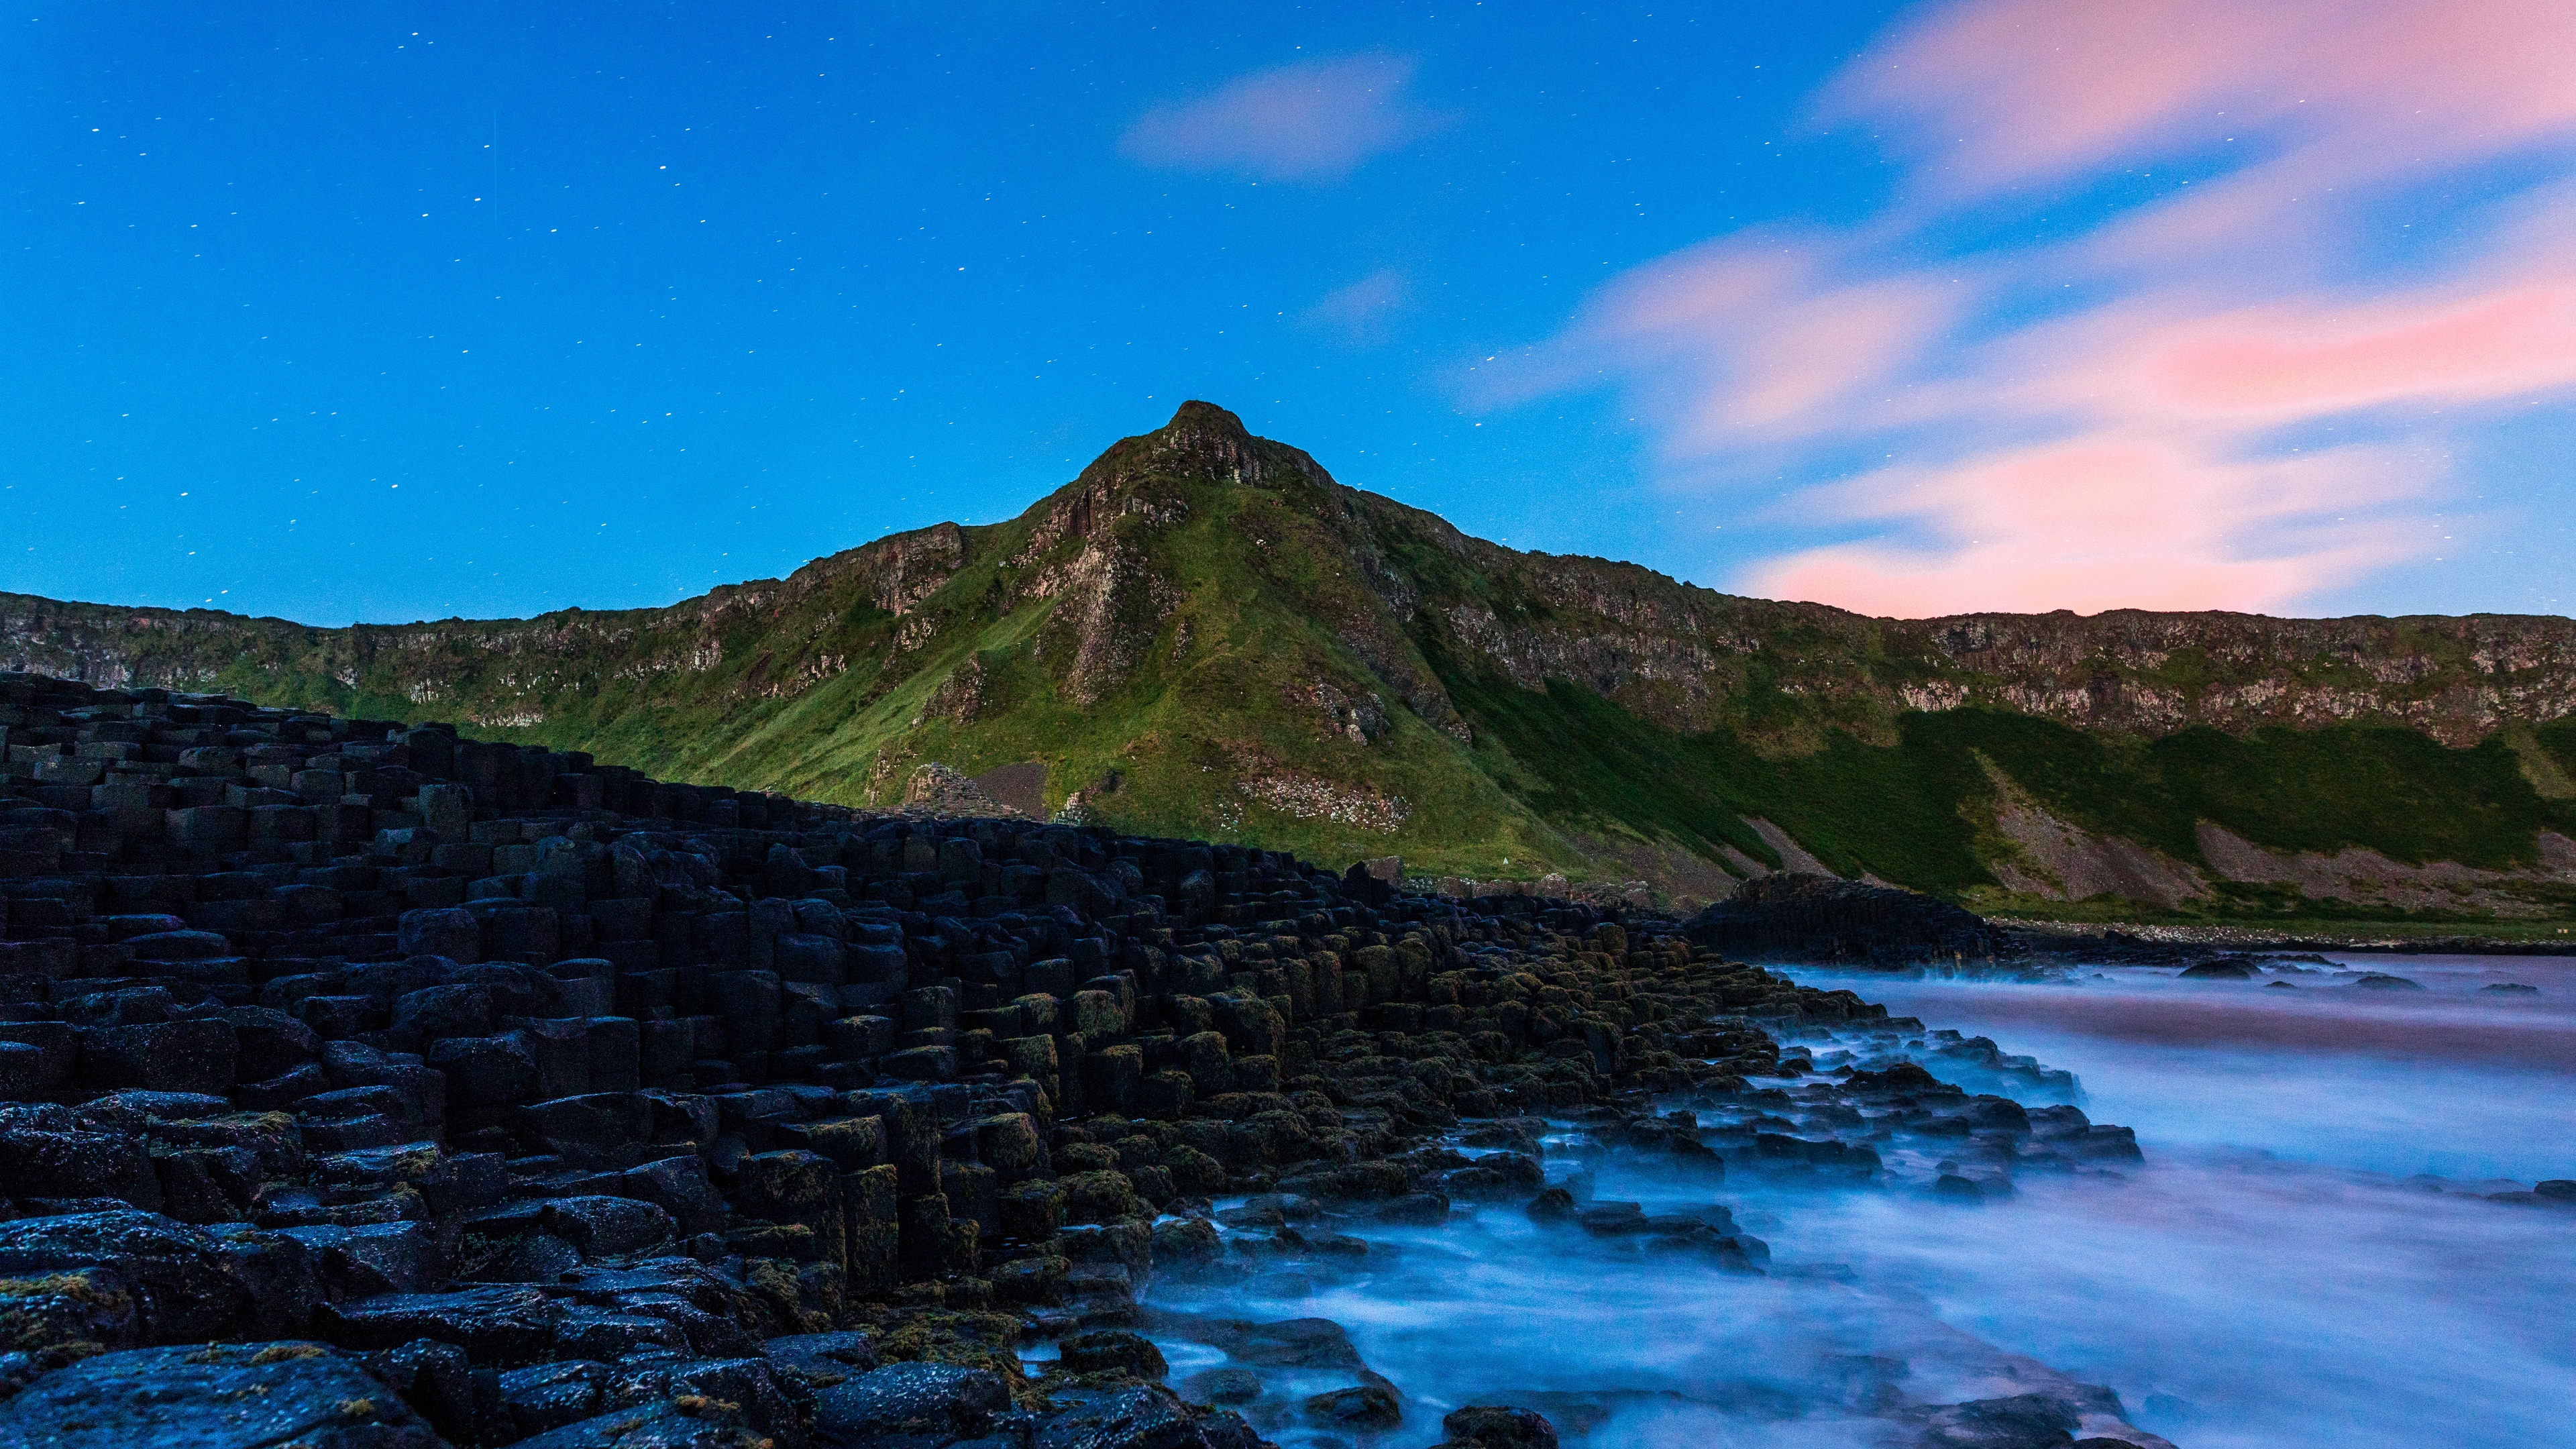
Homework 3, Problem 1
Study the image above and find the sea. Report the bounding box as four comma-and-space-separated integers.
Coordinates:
1132, 954, 2576, 1448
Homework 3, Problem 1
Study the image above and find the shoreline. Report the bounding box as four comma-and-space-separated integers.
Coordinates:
1997, 916, 2576, 957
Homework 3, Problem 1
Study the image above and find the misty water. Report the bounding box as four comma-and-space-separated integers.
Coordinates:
1134, 955, 2576, 1448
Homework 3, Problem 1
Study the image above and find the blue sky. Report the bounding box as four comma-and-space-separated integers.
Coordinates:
7, 1, 2573, 626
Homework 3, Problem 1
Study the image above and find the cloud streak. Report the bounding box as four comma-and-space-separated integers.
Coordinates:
1515, 0, 2576, 617
1121, 52, 1450, 182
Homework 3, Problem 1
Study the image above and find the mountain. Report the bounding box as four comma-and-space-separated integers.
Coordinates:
10, 401, 2576, 927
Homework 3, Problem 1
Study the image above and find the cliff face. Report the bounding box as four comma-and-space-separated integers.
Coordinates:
1328, 490, 2576, 750
8, 401, 2575, 919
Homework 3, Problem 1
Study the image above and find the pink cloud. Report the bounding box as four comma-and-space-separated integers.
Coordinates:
1532, 235, 1961, 445
1746, 437, 2422, 616
2135, 285, 2576, 420
1827, 0, 2576, 197
1513, 0, 2576, 617
1121, 53, 1451, 182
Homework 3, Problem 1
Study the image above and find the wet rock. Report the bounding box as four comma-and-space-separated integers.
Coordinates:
0, 1128, 164, 1212
497, 1358, 610, 1438
1912, 1391, 2096, 1448
1058, 1327, 1169, 1379
1183, 1366, 1265, 1405
1522, 1186, 1577, 1222
1060, 1169, 1144, 1224
1575, 1201, 1650, 1236
809, 1358, 1007, 1444
1444, 1403, 1562, 1448
763, 1328, 880, 1380
1159, 1315, 1365, 1371
0, 1340, 441, 1448
512, 1395, 770, 1449
1305, 1383, 1403, 1429
541, 1195, 678, 1258
1034, 1382, 1264, 1448
315, 1283, 566, 1365
0, 1209, 308, 1350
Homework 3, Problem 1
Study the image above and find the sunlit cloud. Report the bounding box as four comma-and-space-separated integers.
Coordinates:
1743, 435, 2431, 616
1825, 0, 2576, 199
1511, 0, 2576, 618
1120, 52, 1452, 182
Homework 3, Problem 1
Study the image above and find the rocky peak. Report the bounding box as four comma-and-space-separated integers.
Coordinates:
1077, 399, 1317, 490
1159, 399, 1256, 452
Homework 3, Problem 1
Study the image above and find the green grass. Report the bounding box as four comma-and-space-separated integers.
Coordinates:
1436, 647, 2576, 914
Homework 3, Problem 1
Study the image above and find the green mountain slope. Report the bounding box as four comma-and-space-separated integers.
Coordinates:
10, 402, 2576, 925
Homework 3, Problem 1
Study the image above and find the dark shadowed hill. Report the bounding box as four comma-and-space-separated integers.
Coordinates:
9, 401, 2576, 924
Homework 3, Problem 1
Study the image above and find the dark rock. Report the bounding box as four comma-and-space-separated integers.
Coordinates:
1522, 1185, 1577, 1222
511, 1396, 769, 1449
1059, 1327, 1169, 1379
1684, 873, 2021, 967
1842, 1061, 1958, 1095
1033, 1382, 1264, 1448
79, 1018, 238, 1094
281, 1220, 441, 1296
455, 1229, 581, 1284
396, 908, 481, 963
315, 1284, 566, 1365
223, 1006, 324, 1080
1182, 1366, 1265, 1405
810, 1359, 1008, 1444
0, 1340, 441, 1448
540, 1196, 676, 1258
1575, 1200, 1650, 1236
496, 1358, 609, 1438
1305, 1383, 1403, 1429
763, 1328, 879, 1379
362, 1336, 478, 1442
0, 1208, 304, 1350
1445, 1403, 1562, 1448
0, 1128, 164, 1210
1913, 1391, 2085, 1447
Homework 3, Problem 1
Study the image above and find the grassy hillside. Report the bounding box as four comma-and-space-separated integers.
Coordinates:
7, 401, 2576, 924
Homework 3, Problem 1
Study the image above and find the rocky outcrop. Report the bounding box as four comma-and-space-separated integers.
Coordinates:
1682, 875, 2025, 967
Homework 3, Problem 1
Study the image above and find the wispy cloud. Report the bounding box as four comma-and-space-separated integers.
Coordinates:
1511, 0, 2576, 617
1303, 267, 1413, 345
1121, 52, 1451, 182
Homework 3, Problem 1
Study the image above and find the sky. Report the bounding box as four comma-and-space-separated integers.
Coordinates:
6, 0, 2573, 627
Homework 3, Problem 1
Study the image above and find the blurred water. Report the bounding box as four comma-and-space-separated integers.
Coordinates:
1140, 956, 2576, 1448
1827, 955, 2576, 1180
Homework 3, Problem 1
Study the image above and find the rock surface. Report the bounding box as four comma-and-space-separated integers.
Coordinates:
0, 668, 2179, 1448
